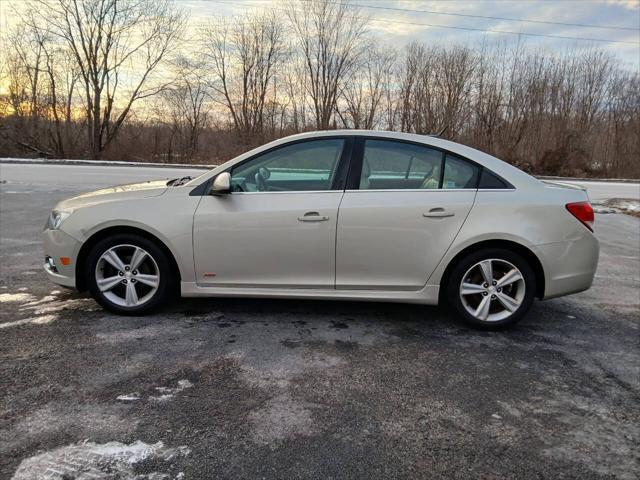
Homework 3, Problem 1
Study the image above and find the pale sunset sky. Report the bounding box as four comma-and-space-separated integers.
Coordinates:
1, 0, 639, 91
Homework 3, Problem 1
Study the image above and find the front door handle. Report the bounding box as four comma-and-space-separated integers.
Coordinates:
298, 211, 329, 222
423, 208, 455, 218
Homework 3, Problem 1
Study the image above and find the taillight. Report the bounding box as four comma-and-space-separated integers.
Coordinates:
566, 202, 595, 231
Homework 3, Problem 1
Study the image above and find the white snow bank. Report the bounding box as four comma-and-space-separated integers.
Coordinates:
12, 440, 190, 480
596, 198, 640, 215
1, 156, 213, 169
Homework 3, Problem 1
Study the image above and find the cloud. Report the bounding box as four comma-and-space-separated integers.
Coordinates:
605, 0, 640, 10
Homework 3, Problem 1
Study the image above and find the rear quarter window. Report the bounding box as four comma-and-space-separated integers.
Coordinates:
478, 169, 510, 189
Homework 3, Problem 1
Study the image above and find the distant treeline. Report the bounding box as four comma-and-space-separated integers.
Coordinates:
1, 0, 638, 178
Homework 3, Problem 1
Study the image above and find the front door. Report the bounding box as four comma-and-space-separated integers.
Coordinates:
193, 138, 349, 288
336, 138, 478, 290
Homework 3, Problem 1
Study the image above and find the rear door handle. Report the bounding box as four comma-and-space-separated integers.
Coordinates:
423, 208, 455, 218
298, 211, 329, 222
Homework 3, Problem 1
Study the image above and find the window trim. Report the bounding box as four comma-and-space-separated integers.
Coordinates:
191, 134, 514, 195
346, 136, 513, 191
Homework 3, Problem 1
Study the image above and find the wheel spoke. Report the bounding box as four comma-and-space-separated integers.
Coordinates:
125, 282, 139, 306
103, 249, 126, 272
129, 247, 147, 270
97, 276, 122, 292
136, 274, 159, 288
496, 292, 520, 312
479, 260, 493, 285
461, 282, 485, 295
474, 295, 492, 321
496, 268, 523, 288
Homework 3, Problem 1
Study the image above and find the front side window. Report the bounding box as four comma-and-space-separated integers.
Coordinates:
231, 139, 344, 192
359, 140, 443, 190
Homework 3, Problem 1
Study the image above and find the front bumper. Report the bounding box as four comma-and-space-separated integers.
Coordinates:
42, 229, 81, 288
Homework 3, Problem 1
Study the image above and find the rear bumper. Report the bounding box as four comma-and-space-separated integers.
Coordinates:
42, 229, 81, 288
534, 232, 599, 300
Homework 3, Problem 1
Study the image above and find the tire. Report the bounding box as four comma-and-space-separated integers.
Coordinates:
85, 233, 172, 315
445, 248, 536, 329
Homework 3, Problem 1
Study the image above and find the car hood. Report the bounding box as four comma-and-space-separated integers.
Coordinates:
56, 180, 169, 210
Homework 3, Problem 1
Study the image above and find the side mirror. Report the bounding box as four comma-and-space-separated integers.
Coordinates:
210, 172, 231, 195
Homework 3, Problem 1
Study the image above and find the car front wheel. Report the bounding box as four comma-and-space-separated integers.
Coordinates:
446, 248, 536, 329
86, 234, 172, 315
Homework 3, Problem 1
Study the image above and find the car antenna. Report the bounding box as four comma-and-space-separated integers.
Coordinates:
428, 126, 448, 138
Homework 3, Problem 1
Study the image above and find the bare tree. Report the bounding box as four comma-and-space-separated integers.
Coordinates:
1, 18, 56, 156
434, 46, 476, 139
158, 57, 210, 161
28, 0, 185, 158
338, 44, 395, 129
469, 41, 507, 151
202, 11, 286, 134
3, 24, 45, 125
287, 0, 368, 129
283, 57, 309, 132
1, 2, 638, 178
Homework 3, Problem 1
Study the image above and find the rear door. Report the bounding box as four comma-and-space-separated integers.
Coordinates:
335, 138, 478, 290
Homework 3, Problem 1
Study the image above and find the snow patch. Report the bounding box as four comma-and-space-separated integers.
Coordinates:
0, 293, 36, 303
11, 439, 190, 480
150, 379, 193, 401
23, 295, 57, 307
118, 380, 193, 403
596, 198, 640, 215
32, 297, 98, 315
0, 315, 57, 329
116, 393, 141, 402
1, 292, 95, 329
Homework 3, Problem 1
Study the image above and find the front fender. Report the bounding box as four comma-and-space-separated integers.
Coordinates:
61, 190, 200, 283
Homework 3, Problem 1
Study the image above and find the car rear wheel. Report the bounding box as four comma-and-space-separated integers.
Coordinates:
86, 234, 172, 315
446, 248, 536, 329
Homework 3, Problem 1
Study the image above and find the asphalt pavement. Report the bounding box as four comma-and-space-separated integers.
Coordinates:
1, 163, 639, 479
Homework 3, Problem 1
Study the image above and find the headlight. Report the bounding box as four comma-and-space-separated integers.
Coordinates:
46, 209, 73, 230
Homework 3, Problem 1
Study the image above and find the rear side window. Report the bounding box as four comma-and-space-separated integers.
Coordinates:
359, 140, 443, 190
479, 169, 510, 189
442, 155, 480, 189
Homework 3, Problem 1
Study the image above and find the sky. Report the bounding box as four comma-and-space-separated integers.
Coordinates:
1, 0, 639, 81
175, 0, 640, 69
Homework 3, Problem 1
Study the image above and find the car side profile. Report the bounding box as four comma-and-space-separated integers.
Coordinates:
43, 130, 599, 328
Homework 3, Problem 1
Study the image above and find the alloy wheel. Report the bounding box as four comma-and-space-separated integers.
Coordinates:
459, 258, 526, 322
95, 244, 160, 308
